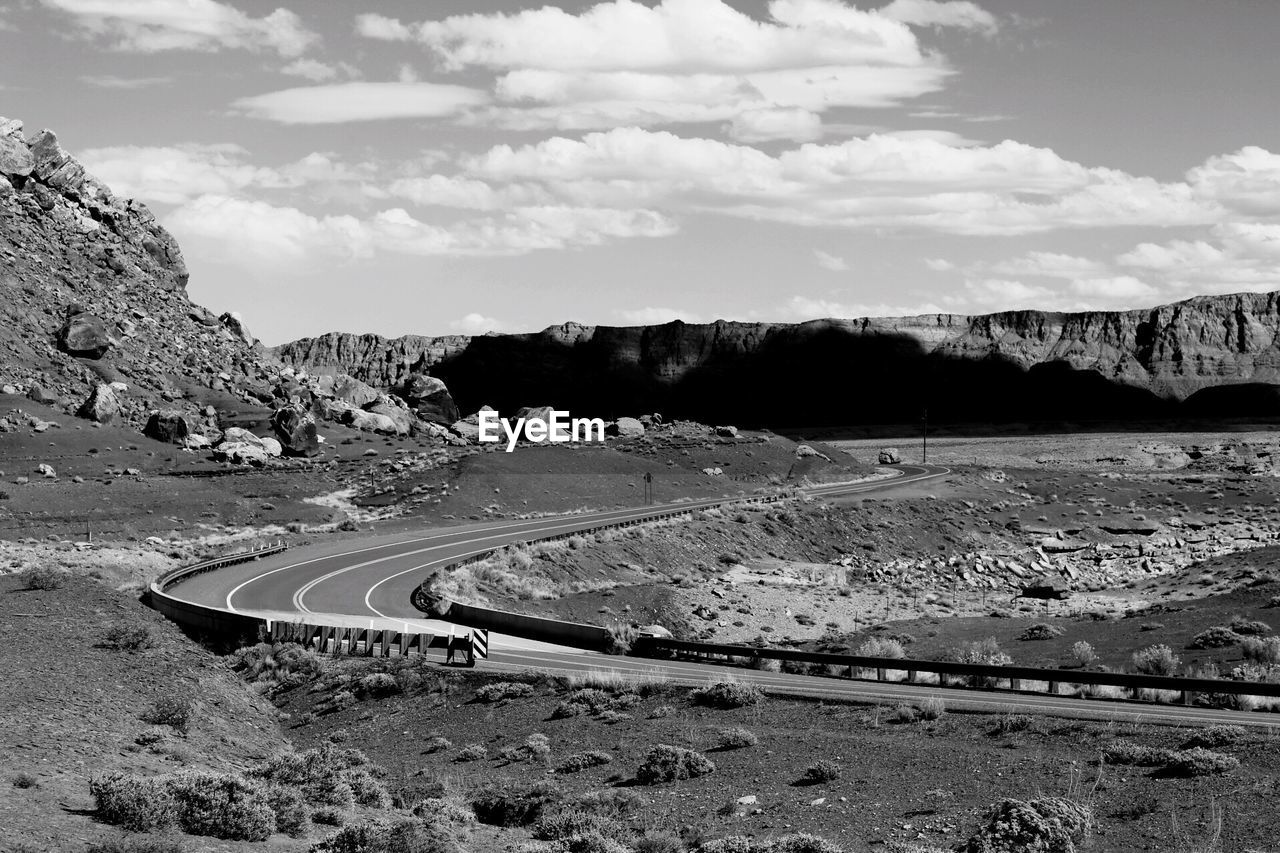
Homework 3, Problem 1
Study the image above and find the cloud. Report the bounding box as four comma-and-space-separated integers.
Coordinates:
616, 306, 705, 325
814, 249, 849, 271
388, 175, 552, 211
924, 258, 954, 271
985, 251, 1108, 279
360, 0, 957, 131
779, 295, 943, 320
79, 143, 280, 205
79, 74, 173, 89
449, 313, 504, 334
233, 81, 489, 123
40, 0, 317, 56
1187, 146, 1280, 216
878, 0, 999, 36
280, 58, 357, 83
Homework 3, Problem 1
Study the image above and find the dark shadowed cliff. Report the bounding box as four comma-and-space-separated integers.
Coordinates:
275, 292, 1280, 429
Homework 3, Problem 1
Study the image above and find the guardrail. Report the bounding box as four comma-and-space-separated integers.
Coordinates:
632, 637, 1280, 707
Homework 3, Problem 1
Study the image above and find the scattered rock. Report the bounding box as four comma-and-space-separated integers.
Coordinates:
878, 447, 902, 464
58, 311, 112, 359
716, 425, 739, 438
76, 383, 120, 424
608, 416, 645, 438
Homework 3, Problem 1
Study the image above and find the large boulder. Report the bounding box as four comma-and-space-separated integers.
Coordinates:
214, 441, 268, 466
344, 408, 401, 434
219, 312, 257, 348
58, 311, 112, 359
332, 374, 380, 408
221, 426, 264, 447
878, 447, 902, 464
76, 384, 120, 424
607, 416, 645, 438
270, 405, 320, 457
366, 399, 413, 435
398, 373, 459, 426
0, 118, 33, 181
143, 410, 192, 444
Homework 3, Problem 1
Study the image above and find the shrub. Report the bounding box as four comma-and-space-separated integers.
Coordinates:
1018, 623, 1063, 641
957, 798, 1091, 853
802, 760, 841, 783
454, 744, 488, 763
1182, 725, 1245, 749
1162, 747, 1239, 777
165, 772, 276, 841
90, 773, 177, 832
474, 681, 535, 703
423, 735, 453, 754
412, 794, 476, 832
1189, 626, 1241, 650
357, 673, 401, 698
231, 641, 322, 687
501, 733, 552, 764
917, 698, 946, 721
101, 623, 153, 651
770, 836, 844, 853
691, 680, 764, 709
141, 696, 192, 734
472, 781, 563, 826
855, 638, 905, 659
85, 839, 184, 853
555, 751, 614, 774
636, 745, 716, 785
1230, 616, 1272, 636
992, 713, 1034, 735
266, 785, 310, 837
345, 768, 391, 808
532, 808, 626, 842
312, 808, 345, 827
636, 831, 686, 853
948, 638, 1013, 667
1101, 741, 1173, 767
605, 624, 638, 655
308, 817, 459, 853
1131, 644, 1180, 676
1242, 636, 1280, 664
715, 728, 759, 749
251, 745, 379, 812
890, 703, 918, 724
11, 772, 38, 789
19, 565, 66, 590
1069, 641, 1097, 667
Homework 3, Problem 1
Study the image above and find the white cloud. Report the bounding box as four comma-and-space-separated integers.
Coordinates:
1187, 146, 1280, 216
878, 0, 999, 36
814, 249, 849, 271
280, 59, 357, 83
233, 82, 489, 124
449, 313, 504, 334
616, 306, 704, 325
1069, 275, 1158, 302
79, 74, 173, 88
924, 258, 954, 271
80, 143, 279, 205
985, 251, 1108, 279
388, 175, 552, 210
779, 295, 943, 320
728, 108, 823, 143
40, 0, 317, 56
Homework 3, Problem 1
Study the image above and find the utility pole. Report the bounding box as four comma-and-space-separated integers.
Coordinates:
921, 408, 928, 464
643, 471, 653, 505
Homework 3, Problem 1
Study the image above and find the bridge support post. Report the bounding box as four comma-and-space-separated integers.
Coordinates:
876, 667, 886, 681
1047, 681, 1059, 695
1010, 679, 1021, 691
1181, 690, 1194, 706
906, 670, 917, 684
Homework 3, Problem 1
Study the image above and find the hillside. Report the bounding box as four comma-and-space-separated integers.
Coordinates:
276, 293, 1280, 428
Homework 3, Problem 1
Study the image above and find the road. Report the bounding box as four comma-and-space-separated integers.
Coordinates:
168, 463, 1280, 728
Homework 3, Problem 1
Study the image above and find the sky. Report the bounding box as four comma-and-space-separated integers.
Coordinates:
2, 0, 1279, 345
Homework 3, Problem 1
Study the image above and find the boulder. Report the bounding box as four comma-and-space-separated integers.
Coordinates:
366, 400, 413, 435
715, 425, 739, 438
451, 420, 481, 442
76, 384, 120, 424
878, 447, 902, 464
214, 441, 268, 466
344, 408, 401, 434
143, 410, 192, 444
460, 405, 496, 426
58, 311, 112, 359
182, 434, 211, 450
219, 312, 257, 348
0, 118, 34, 180
270, 405, 320, 457
398, 373, 459, 426
221, 426, 263, 447
796, 444, 830, 460
332, 373, 380, 408
26, 385, 59, 405
607, 416, 645, 438
259, 437, 283, 458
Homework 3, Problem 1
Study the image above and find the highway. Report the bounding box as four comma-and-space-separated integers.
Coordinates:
168, 463, 1280, 728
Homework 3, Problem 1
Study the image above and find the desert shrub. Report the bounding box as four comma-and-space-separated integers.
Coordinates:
697, 839, 754, 853
19, 565, 65, 590
423, 735, 452, 754
101, 623, 153, 651
231, 642, 322, 687
140, 696, 192, 734
1182, 725, 1245, 749
691, 680, 764, 709
501, 733, 552, 764
636, 831, 686, 853
1162, 748, 1239, 777
992, 713, 1034, 735
605, 624, 638, 655
636, 745, 716, 785
890, 703, 918, 723
471, 780, 563, 827
90, 772, 177, 832
550, 701, 591, 720
532, 808, 627, 842
803, 760, 841, 784
266, 785, 310, 837
312, 808, 345, 826
1131, 644, 1180, 676
1018, 623, 1063, 641
85, 839, 184, 853
1069, 641, 1097, 667
649, 705, 675, 719
251, 745, 378, 811
948, 638, 1013, 667
1101, 741, 1173, 767
1229, 616, 1272, 636
474, 681, 535, 703
412, 794, 476, 832
555, 751, 614, 774
855, 638, 905, 659
917, 698, 946, 721
11, 772, 38, 789
345, 768, 391, 808
957, 797, 1091, 853
357, 673, 400, 698
597, 710, 632, 724
166, 772, 276, 841
715, 728, 758, 750
308, 817, 460, 853
770, 836, 844, 853
1189, 626, 1241, 650
1242, 636, 1280, 664
454, 744, 488, 763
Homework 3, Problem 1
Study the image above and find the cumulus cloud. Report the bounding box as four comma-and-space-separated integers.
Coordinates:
1187, 146, 1280, 216
878, 0, 999, 35
616, 306, 705, 325
779, 295, 943, 320
728, 108, 823, 143
814, 250, 849, 271
79, 74, 173, 89
449, 313, 504, 334
80, 143, 281, 205
280, 58, 359, 83
40, 0, 317, 56
233, 81, 489, 124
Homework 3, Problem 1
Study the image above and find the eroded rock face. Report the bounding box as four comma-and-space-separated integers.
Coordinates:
270, 404, 320, 457
398, 373, 459, 426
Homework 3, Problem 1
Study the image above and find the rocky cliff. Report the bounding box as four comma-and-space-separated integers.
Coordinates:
276, 293, 1280, 428
0, 117, 278, 427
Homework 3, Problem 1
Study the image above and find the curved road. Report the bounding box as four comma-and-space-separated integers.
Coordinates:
169, 464, 1280, 728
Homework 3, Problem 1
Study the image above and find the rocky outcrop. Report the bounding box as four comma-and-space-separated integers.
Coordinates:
276, 292, 1280, 427
0, 116, 278, 431
270, 404, 320, 457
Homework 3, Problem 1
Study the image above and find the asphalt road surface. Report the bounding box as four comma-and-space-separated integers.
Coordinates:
169, 464, 1280, 728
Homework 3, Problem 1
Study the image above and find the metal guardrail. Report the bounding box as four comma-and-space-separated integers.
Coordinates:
633, 637, 1280, 705
152, 541, 289, 594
